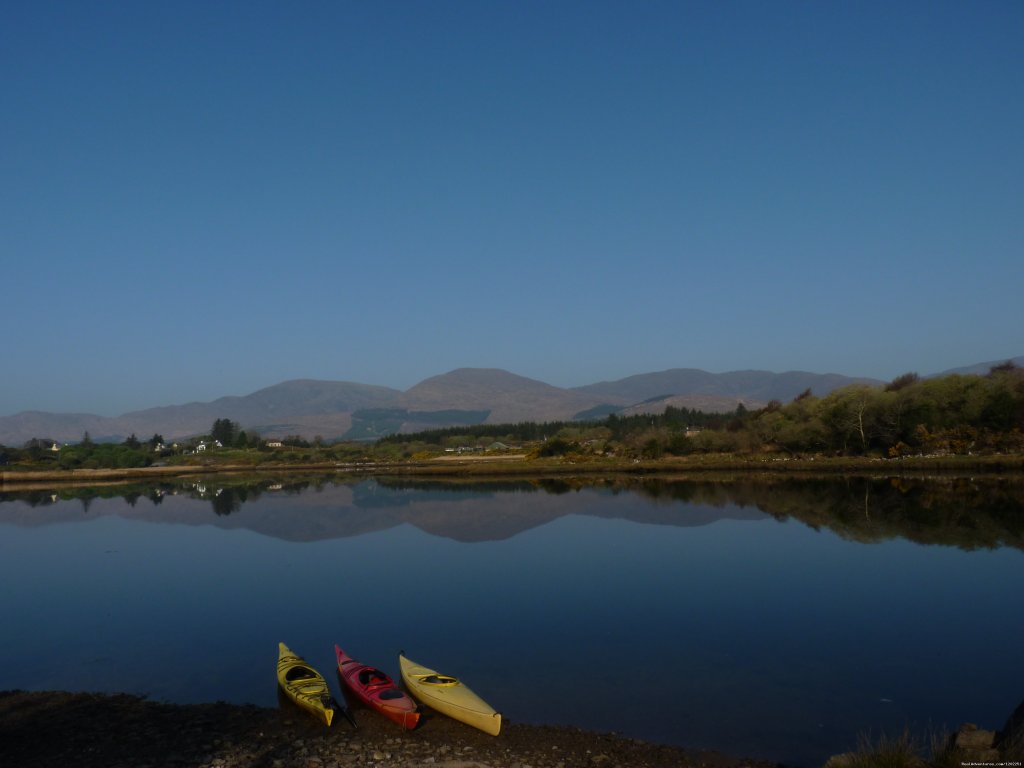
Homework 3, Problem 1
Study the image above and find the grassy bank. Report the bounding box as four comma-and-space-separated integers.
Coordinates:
4, 451, 1023, 487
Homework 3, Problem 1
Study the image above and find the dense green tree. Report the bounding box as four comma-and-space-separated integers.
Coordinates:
989, 360, 1019, 376
211, 418, 240, 446
885, 372, 920, 392
365, 369, 1024, 459
536, 438, 574, 457
666, 431, 693, 455
641, 438, 664, 459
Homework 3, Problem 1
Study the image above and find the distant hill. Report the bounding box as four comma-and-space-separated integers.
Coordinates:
0, 411, 128, 446
933, 356, 1024, 377
616, 393, 769, 416
400, 368, 615, 425
0, 380, 402, 446
1, 359, 1017, 446
573, 368, 882, 405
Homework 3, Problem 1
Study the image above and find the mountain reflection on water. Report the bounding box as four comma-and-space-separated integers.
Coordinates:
2, 472, 1022, 766
2, 473, 1022, 551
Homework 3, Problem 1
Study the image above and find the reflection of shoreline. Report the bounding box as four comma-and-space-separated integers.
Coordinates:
1, 475, 1022, 551
0, 479, 767, 543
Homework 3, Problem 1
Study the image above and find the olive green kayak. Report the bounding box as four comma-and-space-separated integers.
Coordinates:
277, 642, 334, 726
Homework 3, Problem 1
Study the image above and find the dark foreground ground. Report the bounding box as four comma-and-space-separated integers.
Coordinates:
0, 690, 779, 768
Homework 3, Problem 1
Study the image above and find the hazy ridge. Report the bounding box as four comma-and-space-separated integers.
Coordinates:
2, 358, 1019, 445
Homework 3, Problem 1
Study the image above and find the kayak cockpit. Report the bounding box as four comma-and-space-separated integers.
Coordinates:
285, 666, 319, 682
358, 668, 392, 687
419, 674, 459, 687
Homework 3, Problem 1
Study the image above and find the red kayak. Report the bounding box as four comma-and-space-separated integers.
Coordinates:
335, 645, 420, 729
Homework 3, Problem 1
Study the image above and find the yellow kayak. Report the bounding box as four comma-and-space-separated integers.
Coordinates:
399, 653, 501, 736
277, 642, 335, 726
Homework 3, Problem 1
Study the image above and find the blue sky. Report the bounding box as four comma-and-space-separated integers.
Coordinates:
3, 1, 1022, 416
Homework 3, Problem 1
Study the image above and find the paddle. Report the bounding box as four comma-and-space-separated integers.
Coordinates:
330, 695, 358, 728
340, 704, 358, 729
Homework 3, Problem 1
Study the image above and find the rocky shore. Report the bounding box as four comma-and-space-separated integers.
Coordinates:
0, 691, 778, 768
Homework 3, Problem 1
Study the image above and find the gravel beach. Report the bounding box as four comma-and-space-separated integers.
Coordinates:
0, 690, 779, 768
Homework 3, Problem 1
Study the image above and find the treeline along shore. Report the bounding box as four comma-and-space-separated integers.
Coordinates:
4, 364, 1023, 483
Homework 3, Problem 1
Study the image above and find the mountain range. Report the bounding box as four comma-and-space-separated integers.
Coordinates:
2, 357, 1019, 446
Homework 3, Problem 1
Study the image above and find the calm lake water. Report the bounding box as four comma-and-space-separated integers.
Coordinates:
1, 474, 1022, 765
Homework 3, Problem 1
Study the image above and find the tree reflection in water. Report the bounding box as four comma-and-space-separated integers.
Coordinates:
2, 472, 1022, 551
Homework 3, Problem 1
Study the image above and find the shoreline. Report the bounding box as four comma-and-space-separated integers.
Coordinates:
4, 452, 1023, 488
0, 690, 780, 768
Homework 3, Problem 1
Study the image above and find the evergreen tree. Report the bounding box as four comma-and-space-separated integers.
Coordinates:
211, 418, 240, 445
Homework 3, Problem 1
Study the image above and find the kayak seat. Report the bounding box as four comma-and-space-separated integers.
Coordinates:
359, 669, 390, 686
286, 667, 317, 681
